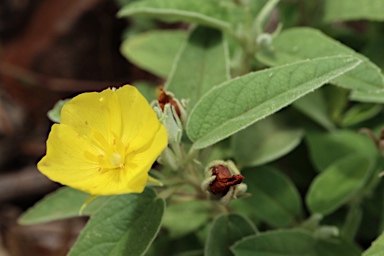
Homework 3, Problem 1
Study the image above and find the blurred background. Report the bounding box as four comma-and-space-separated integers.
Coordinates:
0, 0, 164, 255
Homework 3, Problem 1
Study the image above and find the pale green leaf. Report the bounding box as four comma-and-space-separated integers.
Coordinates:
231, 230, 317, 256
162, 200, 211, 238
232, 111, 304, 167
68, 188, 164, 256
323, 0, 384, 22
292, 89, 335, 131
47, 99, 70, 123
340, 103, 382, 127
19, 187, 108, 225
306, 131, 378, 172
205, 213, 258, 256
121, 30, 187, 77
236, 166, 303, 227
257, 27, 384, 92
117, 0, 236, 33
350, 90, 384, 104
166, 26, 229, 110
363, 231, 384, 256
187, 55, 361, 149
306, 154, 374, 215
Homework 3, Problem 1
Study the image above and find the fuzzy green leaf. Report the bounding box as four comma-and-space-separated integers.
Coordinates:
232, 111, 304, 167
68, 188, 164, 256
187, 55, 361, 149
323, 0, 384, 22
257, 28, 384, 92
117, 0, 236, 33
231, 230, 316, 256
306, 154, 374, 215
306, 131, 378, 172
166, 26, 229, 110
205, 213, 258, 256
236, 166, 303, 227
363, 231, 384, 256
19, 187, 108, 225
121, 30, 187, 77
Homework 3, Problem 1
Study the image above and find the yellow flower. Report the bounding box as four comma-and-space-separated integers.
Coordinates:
38, 85, 168, 195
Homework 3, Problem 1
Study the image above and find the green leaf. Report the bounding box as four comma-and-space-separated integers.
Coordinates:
323, 0, 384, 22
47, 99, 70, 123
166, 26, 229, 110
363, 231, 384, 256
68, 188, 164, 256
350, 90, 384, 104
292, 89, 335, 131
121, 30, 187, 77
187, 55, 361, 149
340, 103, 382, 127
306, 130, 378, 172
162, 200, 211, 238
205, 213, 258, 256
257, 27, 384, 92
117, 0, 236, 33
19, 187, 108, 225
232, 111, 304, 168
306, 154, 374, 215
133, 81, 157, 103
315, 238, 361, 256
236, 166, 303, 227
231, 230, 317, 256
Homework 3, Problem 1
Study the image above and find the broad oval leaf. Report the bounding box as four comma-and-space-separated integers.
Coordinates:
236, 166, 303, 227
323, 0, 384, 22
117, 0, 236, 33
205, 213, 258, 256
257, 28, 384, 92
231, 230, 316, 256
306, 154, 374, 215
121, 30, 187, 77
166, 26, 230, 110
187, 55, 361, 149
363, 231, 384, 256
306, 130, 378, 172
68, 188, 164, 256
18, 187, 108, 225
232, 111, 304, 167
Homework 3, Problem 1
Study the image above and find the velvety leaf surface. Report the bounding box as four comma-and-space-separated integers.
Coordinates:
236, 166, 303, 227
323, 0, 384, 22
121, 30, 187, 77
257, 28, 384, 92
68, 188, 164, 256
19, 187, 108, 225
187, 55, 361, 149
232, 111, 304, 167
205, 213, 258, 256
166, 26, 229, 110
306, 154, 373, 215
306, 130, 378, 172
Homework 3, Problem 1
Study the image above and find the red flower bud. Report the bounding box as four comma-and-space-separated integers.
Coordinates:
210, 165, 244, 196
158, 89, 181, 118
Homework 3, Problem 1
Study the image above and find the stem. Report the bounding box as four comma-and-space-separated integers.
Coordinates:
341, 203, 362, 241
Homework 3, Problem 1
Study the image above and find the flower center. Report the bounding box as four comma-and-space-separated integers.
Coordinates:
110, 152, 123, 167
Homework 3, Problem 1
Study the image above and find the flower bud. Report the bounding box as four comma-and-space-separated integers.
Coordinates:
201, 160, 247, 204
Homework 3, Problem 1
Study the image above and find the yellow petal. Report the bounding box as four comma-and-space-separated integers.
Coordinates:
60, 88, 121, 144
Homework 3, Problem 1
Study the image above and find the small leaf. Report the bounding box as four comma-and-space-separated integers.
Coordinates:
306, 154, 374, 215
350, 90, 384, 104
232, 111, 304, 167
121, 30, 187, 77
306, 131, 378, 172
117, 0, 235, 33
363, 231, 384, 256
19, 187, 108, 225
292, 89, 335, 131
257, 27, 384, 92
166, 26, 229, 110
205, 213, 258, 256
340, 103, 382, 127
323, 0, 384, 22
315, 238, 361, 256
187, 55, 361, 149
68, 188, 164, 256
47, 99, 70, 123
231, 230, 316, 256
236, 166, 303, 227
162, 200, 211, 238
